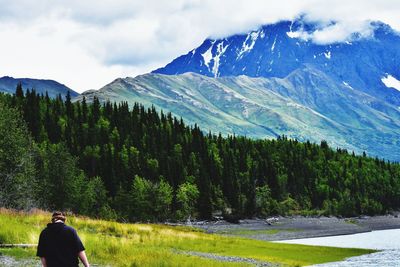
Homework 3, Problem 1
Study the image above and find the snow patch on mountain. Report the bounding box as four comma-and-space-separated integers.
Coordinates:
212, 41, 229, 77
342, 81, 354, 90
324, 51, 331, 59
202, 41, 215, 70
382, 74, 400, 91
237, 31, 259, 59
271, 36, 277, 52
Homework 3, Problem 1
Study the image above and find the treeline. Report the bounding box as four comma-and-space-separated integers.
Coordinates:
1, 84, 400, 221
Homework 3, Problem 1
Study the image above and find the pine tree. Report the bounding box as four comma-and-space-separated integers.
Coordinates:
15, 82, 24, 98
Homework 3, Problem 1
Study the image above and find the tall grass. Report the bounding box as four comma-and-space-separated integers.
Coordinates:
0, 209, 374, 266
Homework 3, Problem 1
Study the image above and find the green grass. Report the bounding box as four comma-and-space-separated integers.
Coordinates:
0, 247, 35, 259
0, 209, 375, 266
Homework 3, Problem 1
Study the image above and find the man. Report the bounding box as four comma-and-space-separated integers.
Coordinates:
37, 211, 90, 267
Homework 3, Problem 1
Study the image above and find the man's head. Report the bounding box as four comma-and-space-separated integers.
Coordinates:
51, 211, 66, 223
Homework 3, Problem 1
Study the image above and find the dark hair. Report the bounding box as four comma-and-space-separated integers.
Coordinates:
51, 211, 66, 223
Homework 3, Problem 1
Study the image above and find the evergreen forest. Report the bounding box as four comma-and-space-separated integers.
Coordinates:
1, 84, 400, 222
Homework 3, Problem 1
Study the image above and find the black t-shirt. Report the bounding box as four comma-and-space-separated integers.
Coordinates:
37, 222, 85, 267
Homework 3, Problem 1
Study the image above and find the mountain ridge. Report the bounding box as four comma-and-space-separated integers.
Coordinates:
0, 76, 79, 98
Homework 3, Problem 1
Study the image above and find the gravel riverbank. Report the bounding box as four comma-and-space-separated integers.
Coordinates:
0, 255, 40, 267
190, 214, 400, 241
175, 250, 280, 267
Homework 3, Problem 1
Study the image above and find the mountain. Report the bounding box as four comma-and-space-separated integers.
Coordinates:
0, 76, 79, 98
78, 19, 400, 161
76, 70, 400, 161
154, 20, 400, 106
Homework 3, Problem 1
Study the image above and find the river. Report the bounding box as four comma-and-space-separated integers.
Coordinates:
276, 229, 400, 266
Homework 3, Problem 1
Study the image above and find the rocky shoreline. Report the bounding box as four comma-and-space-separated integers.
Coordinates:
175, 250, 280, 267
189, 214, 400, 241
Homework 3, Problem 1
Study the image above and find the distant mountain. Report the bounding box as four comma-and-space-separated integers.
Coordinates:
76, 71, 400, 161
77, 19, 400, 161
0, 76, 79, 98
154, 20, 400, 106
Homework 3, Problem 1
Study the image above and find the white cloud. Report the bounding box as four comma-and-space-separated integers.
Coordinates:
286, 20, 376, 44
0, 18, 157, 92
0, 0, 399, 92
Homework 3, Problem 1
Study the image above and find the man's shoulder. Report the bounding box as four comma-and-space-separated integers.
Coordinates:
63, 224, 76, 232
63, 224, 78, 233
42, 223, 77, 233
39, 227, 48, 237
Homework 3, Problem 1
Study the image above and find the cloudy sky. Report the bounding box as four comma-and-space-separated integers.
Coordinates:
0, 0, 399, 92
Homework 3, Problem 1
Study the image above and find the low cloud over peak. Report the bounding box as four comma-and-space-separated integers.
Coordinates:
285, 19, 381, 45
0, 0, 399, 91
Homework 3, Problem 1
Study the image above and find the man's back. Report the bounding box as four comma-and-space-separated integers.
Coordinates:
37, 222, 85, 267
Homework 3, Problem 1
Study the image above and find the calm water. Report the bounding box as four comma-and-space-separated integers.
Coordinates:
276, 229, 400, 266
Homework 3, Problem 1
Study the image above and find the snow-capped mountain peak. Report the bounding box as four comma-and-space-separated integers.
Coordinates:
153, 19, 400, 106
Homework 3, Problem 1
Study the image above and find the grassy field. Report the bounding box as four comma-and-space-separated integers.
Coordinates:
0, 209, 375, 267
